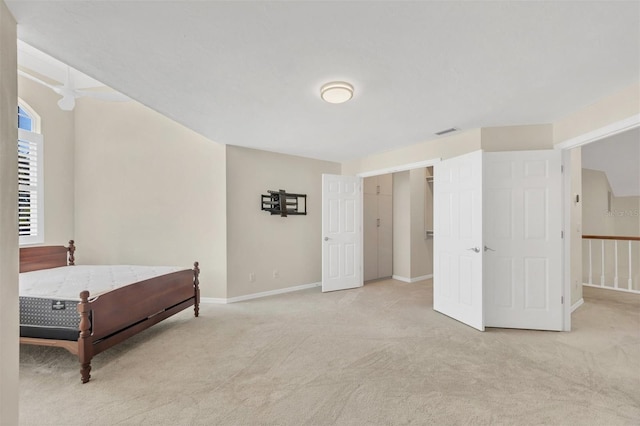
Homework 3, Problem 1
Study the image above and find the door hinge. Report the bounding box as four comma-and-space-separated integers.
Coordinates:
561, 296, 564, 304
561, 165, 564, 173
377, 218, 380, 227
561, 230, 564, 239
376, 185, 380, 195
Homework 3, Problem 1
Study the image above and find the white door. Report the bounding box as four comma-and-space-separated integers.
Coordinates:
434, 150, 484, 331
484, 150, 563, 330
322, 174, 363, 292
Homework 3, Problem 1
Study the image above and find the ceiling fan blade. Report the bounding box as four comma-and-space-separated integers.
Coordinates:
74, 90, 130, 102
18, 69, 63, 94
20, 68, 128, 110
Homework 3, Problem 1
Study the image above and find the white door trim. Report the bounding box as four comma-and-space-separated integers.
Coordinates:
557, 114, 640, 331
554, 114, 640, 150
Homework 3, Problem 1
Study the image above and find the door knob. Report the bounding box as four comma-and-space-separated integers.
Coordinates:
324, 237, 329, 241
467, 247, 480, 253
484, 245, 495, 252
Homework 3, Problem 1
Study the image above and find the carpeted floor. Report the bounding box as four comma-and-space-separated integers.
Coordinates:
19, 280, 640, 425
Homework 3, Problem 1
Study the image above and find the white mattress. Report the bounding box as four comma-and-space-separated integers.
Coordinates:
19, 265, 188, 301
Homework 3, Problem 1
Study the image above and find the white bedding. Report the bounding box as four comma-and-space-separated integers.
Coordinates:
19, 265, 188, 301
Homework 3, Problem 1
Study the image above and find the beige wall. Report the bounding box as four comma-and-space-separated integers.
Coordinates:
343, 124, 558, 177
610, 196, 640, 237
392, 171, 411, 279
73, 98, 228, 298
18, 75, 75, 245
481, 124, 553, 151
225, 146, 340, 298
0, 2, 19, 423
342, 129, 481, 176
553, 83, 640, 144
569, 148, 582, 305
582, 168, 616, 236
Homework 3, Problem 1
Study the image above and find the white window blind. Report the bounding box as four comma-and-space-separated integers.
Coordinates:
18, 128, 44, 245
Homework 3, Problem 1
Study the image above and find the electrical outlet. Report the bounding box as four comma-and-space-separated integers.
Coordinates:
273, 270, 279, 278
249, 272, 255, 282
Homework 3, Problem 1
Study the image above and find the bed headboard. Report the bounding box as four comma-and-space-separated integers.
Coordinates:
20, 240, 75, 273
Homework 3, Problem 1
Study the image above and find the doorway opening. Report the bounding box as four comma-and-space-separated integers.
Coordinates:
359, 160, 439, 285
559, 114, 640, 330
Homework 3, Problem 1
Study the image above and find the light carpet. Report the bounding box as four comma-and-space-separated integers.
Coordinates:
18, 280, 640, 425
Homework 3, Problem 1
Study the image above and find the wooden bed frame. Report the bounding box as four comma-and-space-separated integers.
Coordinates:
19, 240, 200, 383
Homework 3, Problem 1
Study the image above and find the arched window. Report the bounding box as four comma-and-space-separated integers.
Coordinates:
17, 99, 44, 245
18, 100, 40, 133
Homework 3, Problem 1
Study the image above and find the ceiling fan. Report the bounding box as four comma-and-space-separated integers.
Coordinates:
18, 66, 130, 111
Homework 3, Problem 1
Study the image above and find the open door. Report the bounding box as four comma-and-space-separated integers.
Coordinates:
434, 151, 484, 331
433, 149, 564, 332
322, 174, 363, 292
483, 150, 563, 331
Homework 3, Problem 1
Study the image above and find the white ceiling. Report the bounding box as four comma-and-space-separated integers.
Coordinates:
6, 1, 640, 162
582, 128, 640, 198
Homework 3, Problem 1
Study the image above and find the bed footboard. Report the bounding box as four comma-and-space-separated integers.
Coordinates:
20, 240, 201, 384
75, 263, 200, 383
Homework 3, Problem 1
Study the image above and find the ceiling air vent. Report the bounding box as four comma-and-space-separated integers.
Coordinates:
435, 127, 458, 136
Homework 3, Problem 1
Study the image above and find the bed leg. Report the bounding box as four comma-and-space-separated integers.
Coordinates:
193, 261, 200, 318
78, 290, 92, 383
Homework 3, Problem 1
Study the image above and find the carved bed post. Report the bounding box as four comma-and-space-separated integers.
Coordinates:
193, 261, 200, 317
68, 240, 75, 266
77, 290, 92, 383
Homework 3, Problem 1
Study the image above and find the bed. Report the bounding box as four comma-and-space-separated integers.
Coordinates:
19, 240, 200, 383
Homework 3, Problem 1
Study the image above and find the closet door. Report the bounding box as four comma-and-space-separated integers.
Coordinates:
433, 149, 564, 332
483, 150, 563, 331
377, 174, 393, 278
363, 175, 393, 281
434, 150, 484, 331
363, 178, 379, 281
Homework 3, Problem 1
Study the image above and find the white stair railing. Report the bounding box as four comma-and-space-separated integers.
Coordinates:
583, 235, 640, 294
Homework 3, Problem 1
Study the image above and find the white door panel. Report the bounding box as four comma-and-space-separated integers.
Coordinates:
322, 174, 363, 292
434, 150, 484, 331
484, 150, 563, 331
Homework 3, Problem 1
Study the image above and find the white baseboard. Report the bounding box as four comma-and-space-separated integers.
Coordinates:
583, 283, 640, 295
200, 297, 227, 304
201, 282, 321, 304
571, 298, 584, 313
392, 274, 433, 283
411, 274, 433, 282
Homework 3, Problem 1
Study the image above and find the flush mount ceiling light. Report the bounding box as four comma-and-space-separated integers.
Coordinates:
320, 81, 354, 104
